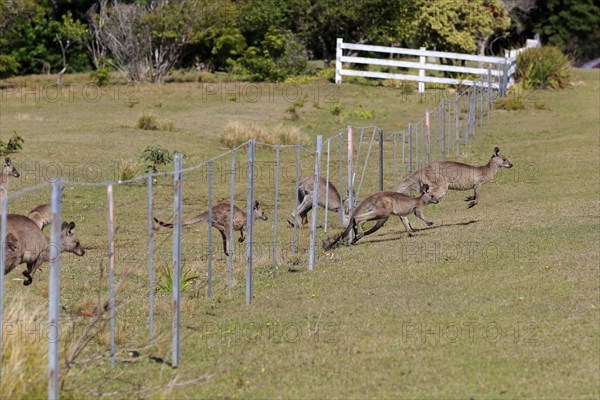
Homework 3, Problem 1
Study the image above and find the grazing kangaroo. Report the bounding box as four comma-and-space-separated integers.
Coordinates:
288, 176, 354, 227
3, 214, 86, 286
322, 185, 439, 250
28, 187, 66, 230
0, 157, 20, 198
396, 147, 513, 208
154, 201, 268, 256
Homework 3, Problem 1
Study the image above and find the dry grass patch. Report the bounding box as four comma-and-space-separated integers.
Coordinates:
219, 121, 311, 149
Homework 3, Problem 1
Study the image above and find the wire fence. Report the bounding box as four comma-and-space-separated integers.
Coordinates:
0, 72, 499, 398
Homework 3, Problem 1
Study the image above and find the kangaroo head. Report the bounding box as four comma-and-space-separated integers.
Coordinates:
60, 221, 86, 256
420, 184, 439, 205
491, 147, 513, 169
253, 200, 268, 221
3, 157, 20, 178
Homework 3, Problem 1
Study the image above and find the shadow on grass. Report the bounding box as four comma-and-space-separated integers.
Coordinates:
349, 219, 479, 246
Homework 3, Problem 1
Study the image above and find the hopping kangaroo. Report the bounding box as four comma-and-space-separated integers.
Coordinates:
28, 187, 66, 230
288, 176, 354, 227
322, 185, 439, 250
154, 201, 268, 256
3, 214, 86, 286
396, 147, 513, 208
0, 157, 20, 198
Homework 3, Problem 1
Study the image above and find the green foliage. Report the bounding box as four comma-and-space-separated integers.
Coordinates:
140, 145, 173, 174
155, 263, 198, 294
90, 66, 111, 86
494, 97, 525, 111
412, 0, 510, 53
238, 27, 307, 82
329, 103, 343, 116
0, 132, 25, 156
137, 113, 159, 131
516, 46, 571, 90
0, 55, 19, 79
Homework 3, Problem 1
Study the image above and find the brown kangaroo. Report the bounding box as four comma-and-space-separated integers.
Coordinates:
288, 176, 354, 227
154, 201, 268, 256
3, 214, 86, 286
396, 147, 513, 208
0, 157, 20, 198
322, 185, 439, 250
28, 187, 66, 230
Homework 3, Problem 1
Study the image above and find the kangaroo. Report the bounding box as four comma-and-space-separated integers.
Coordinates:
154, 201, 268, 256
288, 176, 354, 227
27, 187, 66, 230
322, 184, 439, 250
0, 157, 20, 198
395, 147, 513, 208
3, 214, 86, 286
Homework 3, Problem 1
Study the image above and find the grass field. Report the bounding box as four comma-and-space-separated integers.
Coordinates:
0, 68, 598, 399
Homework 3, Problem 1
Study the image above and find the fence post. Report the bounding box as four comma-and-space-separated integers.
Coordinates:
147, 175, 155, 340
272, 145, 280, 264
426, 111, 431, 165
347, 126, 354, 242
107, 184, 115, 369
292, 145, 300, 255
228, 151, 235, 289
378, 129, 384, 191
487, 66, 492, 120
48, 179, 62, 400
309, 136, 323, 271
441, 99, 446, 160
418, 46, 426, 93
393, 132, 398, 189
324, 140, 331, 232
338, 134, 344, 225
171, 152, 183, 368
455, 93, 460, 157
246, 140, 255, 305
0, 195, 7, 379
207, 160, 213, 298
335, 38, 343, 84
408, 123, 413, 174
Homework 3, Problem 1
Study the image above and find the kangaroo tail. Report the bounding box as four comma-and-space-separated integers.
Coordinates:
154, 212, 208, 229
395, 169, 422, 194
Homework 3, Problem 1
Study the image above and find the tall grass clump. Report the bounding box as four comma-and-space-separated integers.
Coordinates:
1, 299, 48, 399
516, 46, 571, 90
219, 121, 311, 149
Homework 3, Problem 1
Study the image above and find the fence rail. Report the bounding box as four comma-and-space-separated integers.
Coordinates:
335, 38, 539, 92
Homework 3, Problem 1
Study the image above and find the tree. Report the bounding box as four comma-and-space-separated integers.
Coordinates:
89, 0, 201, 82
0, 0, 43, 77
526, 0, 600, 61
412, 0, 510, 57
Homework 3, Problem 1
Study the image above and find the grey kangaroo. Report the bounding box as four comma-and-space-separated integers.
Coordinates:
288, 176, 354, 227
154, 201, 268, 256
0, 157, 20, 198
3, 214, 86, 286
322, 184, 439, 250
28, 187, 66, 230
396, 147, 513, 208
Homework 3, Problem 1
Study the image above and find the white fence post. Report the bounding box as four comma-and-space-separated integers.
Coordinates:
419, 46, 426, 93
48, 179, 62, 400
335, 38, 343, 84
308, 136, 323, 271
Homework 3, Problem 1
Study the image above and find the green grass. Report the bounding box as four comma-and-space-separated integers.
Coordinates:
0, 69, 598, 398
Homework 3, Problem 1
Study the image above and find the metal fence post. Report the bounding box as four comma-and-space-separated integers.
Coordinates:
347, 126, 354, 242
324, 140, 331, 232
292, 145, 300, 255
246, 141, 255, 305
408, 123, 413, 174
147, 175, 154, 340
207, 160, 213, 298
378, 129, 384, 191
228, 151, 235, 289
0, 196, 7, 380
309, 136, 323, 271
272, 145, 280, 264
441, 99, 446, 160
338, 134, 344, 225
48, 179, 62, 400
107, 184, 115, 369
171, 152, 182, 368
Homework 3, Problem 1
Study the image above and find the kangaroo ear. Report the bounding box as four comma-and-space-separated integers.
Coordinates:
4, 157, 10, 165
69, 222, 76, 230
422, 184, 430, 193
254, 200, 259, 208
493, 147, 500, 156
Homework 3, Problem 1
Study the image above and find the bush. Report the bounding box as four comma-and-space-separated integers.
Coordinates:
90, 66, 111, 86
137, 113, 159, 130
0, 131, 25, 156
516, 46, 571, 90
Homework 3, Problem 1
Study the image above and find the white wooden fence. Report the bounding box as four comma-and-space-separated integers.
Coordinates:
335, 38, 539, 93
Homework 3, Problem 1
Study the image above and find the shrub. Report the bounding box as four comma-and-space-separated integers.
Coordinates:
90, 66, 111, 86
494, 97, 526, 111
0, 131, 25, 156
156, 262, 198, 294
140, 146, 173, 174
516, 46, 571, 90
119, 160, 140, 182
137, 113, 159, 130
